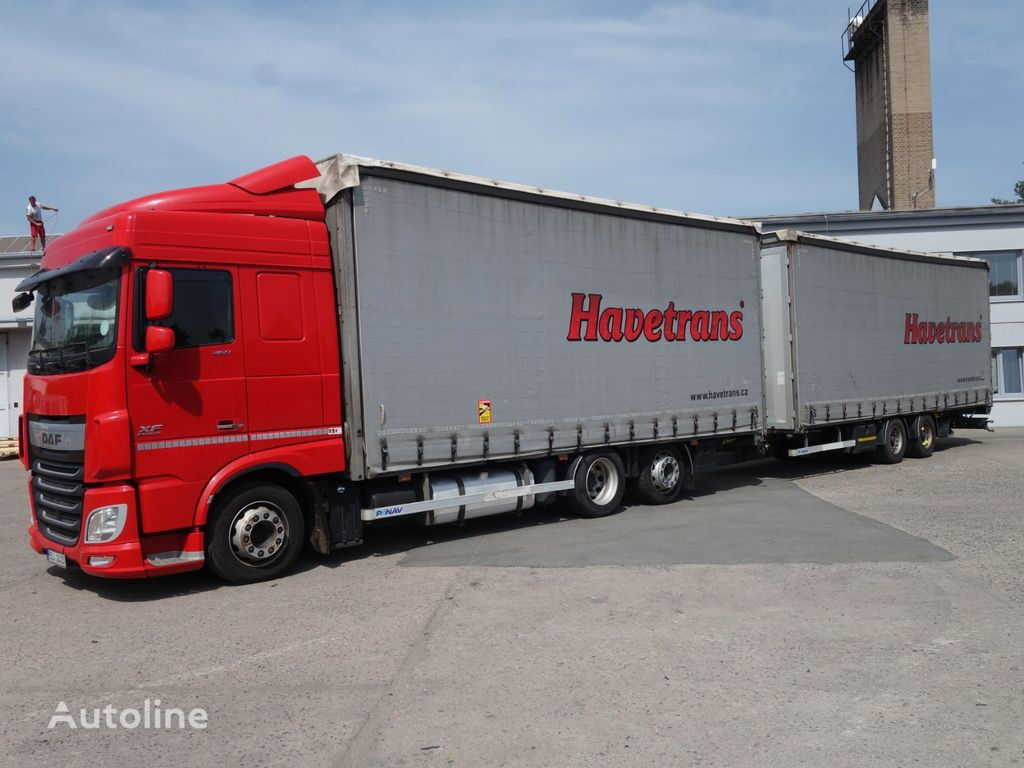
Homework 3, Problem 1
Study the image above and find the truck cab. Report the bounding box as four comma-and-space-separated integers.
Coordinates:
20, 156, 346, 580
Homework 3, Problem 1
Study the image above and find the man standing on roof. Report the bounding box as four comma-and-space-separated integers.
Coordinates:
26, 195, 58, 251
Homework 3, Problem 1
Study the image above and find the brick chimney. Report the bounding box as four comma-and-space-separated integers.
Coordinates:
844, 0, 935, 210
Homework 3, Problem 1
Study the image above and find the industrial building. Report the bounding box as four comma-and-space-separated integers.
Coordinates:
844, 0, 935, 211
0, 237, 48, 438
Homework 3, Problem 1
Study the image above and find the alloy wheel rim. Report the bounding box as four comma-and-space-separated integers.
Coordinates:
920, 422, 933, 449
889, 424, 903, 454
649, 452, 681, 494
586, 458, 619, 506
229, 501, 288, 567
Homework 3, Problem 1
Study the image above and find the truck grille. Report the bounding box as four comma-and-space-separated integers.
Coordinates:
31, 458, 85, 547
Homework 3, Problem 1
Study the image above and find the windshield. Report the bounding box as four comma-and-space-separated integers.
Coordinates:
29, 268, 120, 374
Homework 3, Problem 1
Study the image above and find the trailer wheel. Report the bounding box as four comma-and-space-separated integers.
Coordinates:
569, 451, 626, 518
907, 415, 936, 458
634, 446, 687, 505
875, 419, 907, 464
206, 482, 305, 583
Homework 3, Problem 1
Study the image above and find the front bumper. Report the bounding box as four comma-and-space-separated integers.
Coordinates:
28, 482, 205, 579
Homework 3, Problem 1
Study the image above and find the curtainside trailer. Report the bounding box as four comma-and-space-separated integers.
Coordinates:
760, 230, 991, 461
316, 155, 764, 482
14, 155, 991, 583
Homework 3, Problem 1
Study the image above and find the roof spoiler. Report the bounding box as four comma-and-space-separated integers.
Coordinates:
229, 156, 320, 195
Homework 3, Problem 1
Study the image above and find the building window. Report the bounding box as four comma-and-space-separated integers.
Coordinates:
962, 251, 1022, 299
992, 348, 1024, 397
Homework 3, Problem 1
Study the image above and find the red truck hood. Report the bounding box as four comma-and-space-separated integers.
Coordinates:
26, 366, 105, 417
26, 360, 132, 484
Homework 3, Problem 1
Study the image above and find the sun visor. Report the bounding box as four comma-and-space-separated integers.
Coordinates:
15, 246, 130, 292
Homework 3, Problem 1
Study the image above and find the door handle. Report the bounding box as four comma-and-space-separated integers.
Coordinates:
216, 420, 245, 431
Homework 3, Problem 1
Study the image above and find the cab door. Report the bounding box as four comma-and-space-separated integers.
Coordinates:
127, 264, 248, 532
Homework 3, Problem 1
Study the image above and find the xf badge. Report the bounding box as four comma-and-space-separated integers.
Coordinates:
138, 424, 164, 438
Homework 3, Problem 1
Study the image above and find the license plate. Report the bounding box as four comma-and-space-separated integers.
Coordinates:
45, 549, 67, 569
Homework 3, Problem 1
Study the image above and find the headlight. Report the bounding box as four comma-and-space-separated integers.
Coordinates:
85, 504, 127, 543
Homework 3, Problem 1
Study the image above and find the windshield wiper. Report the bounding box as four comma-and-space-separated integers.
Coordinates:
30, 340, 101, 373
28, 348, 62, 374
64, 341, 94, 367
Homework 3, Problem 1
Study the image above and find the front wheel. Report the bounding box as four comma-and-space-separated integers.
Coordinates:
569, 451, 626, 518
206, 483, 305, 583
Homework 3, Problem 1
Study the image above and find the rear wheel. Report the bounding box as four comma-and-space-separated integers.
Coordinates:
634, 446, 687, 505
206, 483, 305, 583
875, 418, 907, 464
569, 451, 626, 518
907, 415, 936, 458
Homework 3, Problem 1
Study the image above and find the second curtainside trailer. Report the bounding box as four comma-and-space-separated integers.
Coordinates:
760, 230, 992, 461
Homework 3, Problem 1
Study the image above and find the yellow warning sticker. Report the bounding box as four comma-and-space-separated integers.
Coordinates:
478, 399, 492, 424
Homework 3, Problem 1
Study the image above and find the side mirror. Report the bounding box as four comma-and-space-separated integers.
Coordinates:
145, 269, 173, 320
145, 325, 175, 354
131, 325, 175, 368
12, 292, 33, 313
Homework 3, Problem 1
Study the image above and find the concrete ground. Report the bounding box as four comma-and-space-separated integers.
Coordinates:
2, 429, 1023, 767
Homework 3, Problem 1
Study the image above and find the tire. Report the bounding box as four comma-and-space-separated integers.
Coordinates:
206, 482, 305, 583
634, 446, 687, 505
569, 451, 626, 518
875, 418, 907, 465
906, 415, 936, 458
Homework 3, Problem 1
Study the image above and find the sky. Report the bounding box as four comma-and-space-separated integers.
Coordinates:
1, 0, 1021, 234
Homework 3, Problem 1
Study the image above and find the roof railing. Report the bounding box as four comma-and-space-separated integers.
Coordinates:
0, 234, 61, 255
841, 0, 880, 68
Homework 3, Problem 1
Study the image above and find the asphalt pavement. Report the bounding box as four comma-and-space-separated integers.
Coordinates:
2, 429, 1023, 767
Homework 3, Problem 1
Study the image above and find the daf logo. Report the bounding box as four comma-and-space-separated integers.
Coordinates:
29, 421, 85, 452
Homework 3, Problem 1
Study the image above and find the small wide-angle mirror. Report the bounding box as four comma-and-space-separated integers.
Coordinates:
145, 325, 175, 354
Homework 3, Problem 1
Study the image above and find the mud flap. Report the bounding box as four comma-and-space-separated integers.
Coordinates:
687, 442, 715, 489
907, 415, 924, 444
308, 482, 332, 555
310, 480, 364, 554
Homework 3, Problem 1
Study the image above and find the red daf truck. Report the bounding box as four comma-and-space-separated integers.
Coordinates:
16, 155, 992, 582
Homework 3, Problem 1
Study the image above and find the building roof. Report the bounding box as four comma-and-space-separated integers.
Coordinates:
762, 229, 988, 269
748, 203, 1024, 232
0, 234, 61, 256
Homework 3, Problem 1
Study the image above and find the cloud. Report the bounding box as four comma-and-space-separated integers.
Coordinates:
1, 0, 1020, 234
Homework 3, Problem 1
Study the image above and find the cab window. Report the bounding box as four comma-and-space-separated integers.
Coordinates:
135, 268, 234, 349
